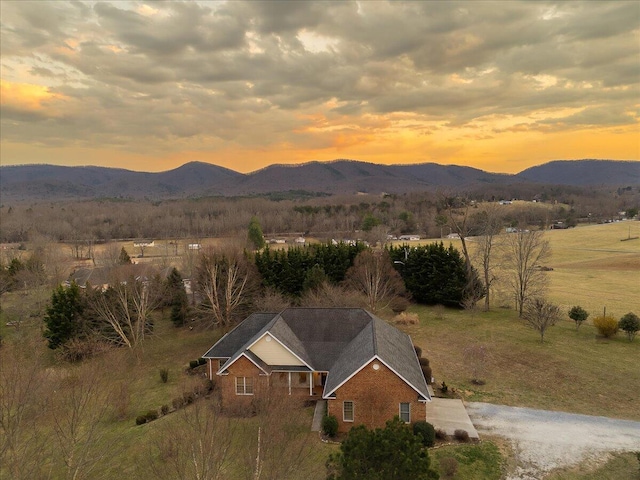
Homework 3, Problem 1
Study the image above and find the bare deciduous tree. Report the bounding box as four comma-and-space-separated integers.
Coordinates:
503, 229, 551, 317
247, 395, 323, 480
196, 247, 258, 329
149, 401, 236, 480
253, 287, 292, 313
0, 337, 50, 480
522, 297, 560, 343
50, 363, 113, 480
440, 194, 485, 306
89, 266, 162, 348
344, 250, 405, 313
463, 344, 489, 384
473, 204, 504, 311
299, 282, 367, 309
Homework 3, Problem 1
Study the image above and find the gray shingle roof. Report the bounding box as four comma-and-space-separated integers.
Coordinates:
278, 308, 372, 371
202, 312, 277, 358
203, 308, 430, 401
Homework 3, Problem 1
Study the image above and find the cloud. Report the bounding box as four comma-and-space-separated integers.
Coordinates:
0, 0, 638, 169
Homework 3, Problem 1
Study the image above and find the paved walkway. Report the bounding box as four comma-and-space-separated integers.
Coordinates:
311, 400, 327, 432
425, 398, 479, 439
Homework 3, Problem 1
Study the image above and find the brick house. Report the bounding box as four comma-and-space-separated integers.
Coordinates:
202, 308, 431, 432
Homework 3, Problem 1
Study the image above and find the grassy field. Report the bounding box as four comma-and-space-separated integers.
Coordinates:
2, 221, 638, 478
543, 221, 640, 318
403, 305, 640, 421
546, 452, 640, 480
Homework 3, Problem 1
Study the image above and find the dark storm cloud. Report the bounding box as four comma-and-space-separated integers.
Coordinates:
1, 0, 638, 152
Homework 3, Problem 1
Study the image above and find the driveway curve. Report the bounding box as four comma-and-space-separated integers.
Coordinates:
466, 402, 640, 480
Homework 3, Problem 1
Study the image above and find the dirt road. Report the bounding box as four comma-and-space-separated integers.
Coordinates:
466, 402, 640, 479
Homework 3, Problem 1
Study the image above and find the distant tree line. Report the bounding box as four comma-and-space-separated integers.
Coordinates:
1, 184, 636, 244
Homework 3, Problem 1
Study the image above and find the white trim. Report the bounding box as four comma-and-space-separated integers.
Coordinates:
246, 331, 313, 370
323, 355, 429, 401
220, 352, 269, 376
235, 376, 254, 395
399, 402, 411, 423
343, 400, 354, 422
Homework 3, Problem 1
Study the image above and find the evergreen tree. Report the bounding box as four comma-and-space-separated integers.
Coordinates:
389, 242, 479, 307
43, 282, 84, 349
254, 242, 366, 297
327, 417, 439, 480
248, 217, 266, 250
119, 247, 131, 265
166, 267, 188, 327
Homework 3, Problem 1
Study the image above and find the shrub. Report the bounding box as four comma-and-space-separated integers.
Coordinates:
391, 297, 410, 314
435, 428, 448, 440
414, 345, 423, 358
419, 357, 430, 366
159, 368, 169, 383
183, 391, 195, 405
439, 457, 458, 477
421, 365, 433, 384
440, 381, 448, 393
619, 312, 640, 341
568, 305, 589, 329
160, 404, 170, 415
413, 421, 436, 447
135, 415, 147, 425
322, 414, 339, 437
593, 315, 619, 338
198, 357, 207, 366
172, 397, 185, 410
393, 312, 419, 325
454, 429, 469, 442
189, 360, 199, 369
145, 409, 159, 422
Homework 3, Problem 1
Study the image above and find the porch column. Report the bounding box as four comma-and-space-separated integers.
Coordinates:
309, 372, 313, 396
288, 372, 291, 395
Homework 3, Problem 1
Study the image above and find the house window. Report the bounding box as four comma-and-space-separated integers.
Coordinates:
343, 401, 354, 422
235, 377, 254, 395
399, 402, 410, 423
299, 372, 307, 384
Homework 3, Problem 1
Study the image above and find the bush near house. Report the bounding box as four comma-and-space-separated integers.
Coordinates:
322, 415, 339, 438
413, 421, 436, 447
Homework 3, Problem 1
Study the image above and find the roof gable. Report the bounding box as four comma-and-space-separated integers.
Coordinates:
323, 314, 429, 401
203, 312, 277, 359
203, 308, 429, 401
248, 331, 306, 367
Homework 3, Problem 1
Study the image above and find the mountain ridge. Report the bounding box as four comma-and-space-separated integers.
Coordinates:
1, 159, 637, 202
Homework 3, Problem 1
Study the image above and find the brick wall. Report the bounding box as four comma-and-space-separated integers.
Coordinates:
327, 359, 425, 432
218, 355, 268, 414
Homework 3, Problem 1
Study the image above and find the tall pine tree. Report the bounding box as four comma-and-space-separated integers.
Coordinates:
43, 282, 84, 349
166, 267, 188, 327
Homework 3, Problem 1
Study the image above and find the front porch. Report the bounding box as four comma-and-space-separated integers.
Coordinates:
270, 370, 327, 397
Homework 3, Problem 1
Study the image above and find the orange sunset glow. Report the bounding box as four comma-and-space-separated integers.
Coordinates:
1, 1, 638, 174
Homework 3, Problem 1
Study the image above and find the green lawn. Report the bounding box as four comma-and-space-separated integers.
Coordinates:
403, 305, 640, 421
2, 221, 638, 479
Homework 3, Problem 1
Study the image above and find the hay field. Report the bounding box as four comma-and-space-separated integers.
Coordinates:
411, 221, 640, 320
544, 222, 640, 319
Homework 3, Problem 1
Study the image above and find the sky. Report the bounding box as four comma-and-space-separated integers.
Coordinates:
0, 1, 638, 174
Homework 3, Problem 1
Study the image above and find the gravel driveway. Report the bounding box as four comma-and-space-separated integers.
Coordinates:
466, 402, 640, 479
